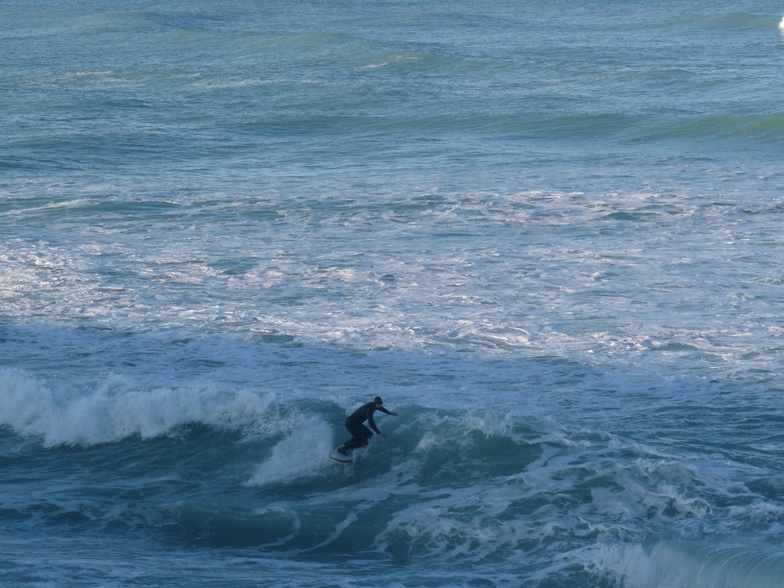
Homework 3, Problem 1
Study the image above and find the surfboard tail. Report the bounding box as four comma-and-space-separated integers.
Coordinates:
328, 446, 353, 463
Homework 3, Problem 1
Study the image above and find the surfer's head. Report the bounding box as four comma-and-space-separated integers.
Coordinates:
374, 396, 383, 406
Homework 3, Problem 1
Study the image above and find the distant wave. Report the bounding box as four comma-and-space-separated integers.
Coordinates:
632, 112, 784, 143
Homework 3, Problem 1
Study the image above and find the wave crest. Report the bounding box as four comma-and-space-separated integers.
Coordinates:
0, 368, 279, 446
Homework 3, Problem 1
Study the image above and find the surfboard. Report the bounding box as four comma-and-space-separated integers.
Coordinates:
328, 445, 353, 463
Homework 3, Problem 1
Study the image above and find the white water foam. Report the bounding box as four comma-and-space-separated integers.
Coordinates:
0, 368, 283, 446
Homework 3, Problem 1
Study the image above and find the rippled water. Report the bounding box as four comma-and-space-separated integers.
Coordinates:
3, 1, 784, 586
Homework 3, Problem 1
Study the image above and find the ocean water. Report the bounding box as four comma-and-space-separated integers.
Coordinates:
2, 0, 784, 586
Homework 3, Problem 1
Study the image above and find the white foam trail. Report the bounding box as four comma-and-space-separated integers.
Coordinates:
247, 420, 334, 487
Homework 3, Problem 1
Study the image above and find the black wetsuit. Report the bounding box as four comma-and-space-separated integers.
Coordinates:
342, 402, 392, 450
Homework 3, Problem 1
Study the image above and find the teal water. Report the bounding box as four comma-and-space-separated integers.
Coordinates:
2, 1, 784, 586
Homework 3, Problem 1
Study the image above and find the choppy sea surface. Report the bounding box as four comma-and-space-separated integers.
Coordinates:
3, 1, 784, 586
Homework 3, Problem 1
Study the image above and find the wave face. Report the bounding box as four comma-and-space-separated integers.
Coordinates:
2, 368, 784, 586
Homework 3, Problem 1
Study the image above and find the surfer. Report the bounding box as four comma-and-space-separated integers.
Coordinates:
338, 396, 398, 455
